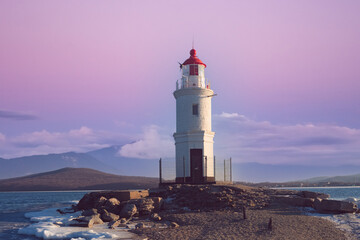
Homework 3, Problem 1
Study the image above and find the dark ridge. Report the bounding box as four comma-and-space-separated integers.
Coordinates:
0, 167, 158, 191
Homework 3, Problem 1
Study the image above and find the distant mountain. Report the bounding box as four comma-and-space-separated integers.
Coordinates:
302, 173, 360, 184
3, 145, 360, 183
0, 152, 114, 179
0, 167, 158, 191
87, 145, 159, 177
232, 162, 360, 183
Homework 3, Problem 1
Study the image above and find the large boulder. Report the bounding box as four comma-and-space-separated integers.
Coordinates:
119, 203, 137, 218
103, 198, 121, 214
151, 197, 164, 212
76, 190, 149, 210
101, 209, 120, 222
82, 208, 98, 216
300, 191, 330, 199
274, 196, 314, 207
108, 220, 121, 229
314, 198, 357, 213
70, 214, 104, 228
134, 198, 155, 215
95, 196, 107, 209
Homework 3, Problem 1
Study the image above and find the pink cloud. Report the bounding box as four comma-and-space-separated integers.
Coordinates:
0, 126, 133, 158
118, 125, 174, 159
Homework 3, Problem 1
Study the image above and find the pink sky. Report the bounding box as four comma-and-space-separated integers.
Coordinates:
1, 0, 360, 164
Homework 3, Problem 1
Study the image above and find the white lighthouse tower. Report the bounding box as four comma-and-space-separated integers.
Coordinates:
173, 48, 215, 184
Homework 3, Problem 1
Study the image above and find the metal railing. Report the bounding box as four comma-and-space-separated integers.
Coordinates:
159, 156, 232, 184
176, 78, 211, 90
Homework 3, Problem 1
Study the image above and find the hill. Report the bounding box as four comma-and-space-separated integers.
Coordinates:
0, 152, 114, 179
0, 146, 159, 180
0, 167, 159, 191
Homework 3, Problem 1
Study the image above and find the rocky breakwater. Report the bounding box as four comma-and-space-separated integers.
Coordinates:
152, 184, 272, 211
65, 185, 273, 230
63, 184, 358, 233
271, 189, 358, 214
69, 190, 164, 229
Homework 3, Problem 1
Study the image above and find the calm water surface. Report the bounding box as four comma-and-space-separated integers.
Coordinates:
0, 191, 87, 240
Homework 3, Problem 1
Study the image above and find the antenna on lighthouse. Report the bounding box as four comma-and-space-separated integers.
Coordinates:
192, 33, 195, 49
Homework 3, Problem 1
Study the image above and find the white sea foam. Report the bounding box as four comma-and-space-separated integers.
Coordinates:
61, 200, 80, 205
304, 208, 360, 238
19, 207, 138, 239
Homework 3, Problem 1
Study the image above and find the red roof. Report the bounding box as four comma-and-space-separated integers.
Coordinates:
182, 49, 206, 67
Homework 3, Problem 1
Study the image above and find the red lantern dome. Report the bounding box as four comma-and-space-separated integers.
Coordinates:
182, 49, 206, 67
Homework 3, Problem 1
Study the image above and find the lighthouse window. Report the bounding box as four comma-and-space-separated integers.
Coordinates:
190, 65, 198, 76
192, 104, 199, 116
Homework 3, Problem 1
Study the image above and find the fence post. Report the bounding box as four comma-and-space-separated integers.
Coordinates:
183, 156, 185, 183
159, 158, 162, 184
224, 159, 226, 182
214, 156, 216, 181
204, 156, 207, 182
230, 157, 232, 183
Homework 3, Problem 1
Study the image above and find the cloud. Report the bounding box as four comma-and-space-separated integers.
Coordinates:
0, 110, 37, 120
0, 133, 5, 142
118, 125, 174, 159
0, 126, 134, 158
214, 112, 360, 165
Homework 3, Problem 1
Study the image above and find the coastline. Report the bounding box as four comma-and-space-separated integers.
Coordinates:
2, 186, 358, 240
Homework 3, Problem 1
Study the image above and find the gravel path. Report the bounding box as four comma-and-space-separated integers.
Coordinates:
133, 207, 351, 240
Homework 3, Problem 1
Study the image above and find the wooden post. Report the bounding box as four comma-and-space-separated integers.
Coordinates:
268, 217, 273, 231
159, 158, 162, 184
243, 206, 247, 220
183, 156, 185, 183
230, 157, 232, 183
223, 159, 226, 182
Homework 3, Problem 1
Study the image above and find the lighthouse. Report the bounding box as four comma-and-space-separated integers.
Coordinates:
173, 48, 215, 184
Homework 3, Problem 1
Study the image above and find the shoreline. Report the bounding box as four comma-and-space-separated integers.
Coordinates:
3, 185, 359, 240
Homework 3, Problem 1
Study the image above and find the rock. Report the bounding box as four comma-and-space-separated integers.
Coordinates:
301, 191, 330, 199
57, 208, 75, 214
71, 214, 103, 228
150, 213, 161, 221
82, 208, 98, 216
344, 197, 358, 203
314, 199, 358, 213
314, 199, 357, 213
170, 222, 179, 228
76, 190, 149, 210
314, 198, 322, 210
101, 209, 120, 222
104, 198, 121, 213
95, 196, 107, 208
134, 198, 155, 215
135, 223, 145, 229
119, 203, 137, 218
76, 192, 97, 210
274, 196, 314, 207
151, 197, 164, 212
108, 220, 121, 229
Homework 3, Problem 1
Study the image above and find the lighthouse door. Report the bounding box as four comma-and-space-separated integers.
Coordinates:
190, 149, 203, 183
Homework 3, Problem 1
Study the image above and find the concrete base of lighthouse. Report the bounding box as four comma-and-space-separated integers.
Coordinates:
173, 130, 215, 184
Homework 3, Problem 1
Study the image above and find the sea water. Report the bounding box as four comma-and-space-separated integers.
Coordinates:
285, 187, 360, 237
2, 188, 360, 239
0, 191, 137, 240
